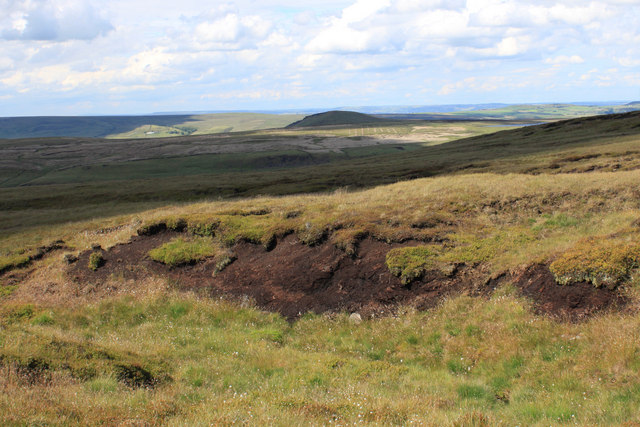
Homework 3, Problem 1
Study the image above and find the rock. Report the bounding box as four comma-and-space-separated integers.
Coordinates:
91, 244, 102, 251
348, 313, 362, 324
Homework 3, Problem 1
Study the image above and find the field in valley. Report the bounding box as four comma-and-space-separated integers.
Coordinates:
2, 109, 640, 424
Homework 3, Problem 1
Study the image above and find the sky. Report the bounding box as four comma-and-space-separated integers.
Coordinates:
1, 0, 640, 116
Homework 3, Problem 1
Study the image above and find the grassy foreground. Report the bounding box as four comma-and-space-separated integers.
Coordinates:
2, 290, 640, 426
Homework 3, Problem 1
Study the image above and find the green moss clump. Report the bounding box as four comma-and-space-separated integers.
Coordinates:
148, 237, 219, 267
386, 246, 438, 284
217, 215, 289, 248
187, 220, 219, 237
88, 252, 104, 271
550, 237, 640, 287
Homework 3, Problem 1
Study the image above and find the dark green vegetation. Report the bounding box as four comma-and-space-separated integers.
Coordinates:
5, 144, 423, 187
286, 110, 391, 128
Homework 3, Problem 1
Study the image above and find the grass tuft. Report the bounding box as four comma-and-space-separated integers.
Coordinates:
385, 246, 438, 284
88, 252, 104, 271
148, 236, 224, 267
550, 235, 640, 287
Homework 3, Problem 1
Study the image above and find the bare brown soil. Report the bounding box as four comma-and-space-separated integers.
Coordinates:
509, 264, 627, 319
62, 231, 626, 321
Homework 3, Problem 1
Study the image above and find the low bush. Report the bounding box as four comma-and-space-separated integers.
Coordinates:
550, 236, 640, 287
88, 252, 104, 271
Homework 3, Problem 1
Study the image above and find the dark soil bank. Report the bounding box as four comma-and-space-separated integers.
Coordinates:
69, 232, 625, 320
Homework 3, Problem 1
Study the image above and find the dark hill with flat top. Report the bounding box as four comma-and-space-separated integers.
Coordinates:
285, 110, 390, 128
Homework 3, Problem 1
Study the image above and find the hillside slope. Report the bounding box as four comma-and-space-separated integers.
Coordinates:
2, 110, 639, 234
3, 110, 640, 425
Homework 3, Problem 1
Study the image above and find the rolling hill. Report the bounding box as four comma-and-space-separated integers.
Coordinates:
285, 110, 392, 128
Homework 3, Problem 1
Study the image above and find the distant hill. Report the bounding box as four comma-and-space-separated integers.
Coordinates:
285, 111, 390, 128
0, 113, 303, 139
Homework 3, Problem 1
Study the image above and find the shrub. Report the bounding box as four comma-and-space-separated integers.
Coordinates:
550, 237, 640, 287
88, 252, 104, 271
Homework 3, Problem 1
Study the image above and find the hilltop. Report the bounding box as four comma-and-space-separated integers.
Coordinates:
285, 110, 391, 128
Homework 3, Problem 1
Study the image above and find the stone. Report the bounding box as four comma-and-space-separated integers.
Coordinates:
348, 312, 362, 324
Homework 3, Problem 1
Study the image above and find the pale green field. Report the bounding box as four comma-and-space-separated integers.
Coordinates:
107, 113, 305, 138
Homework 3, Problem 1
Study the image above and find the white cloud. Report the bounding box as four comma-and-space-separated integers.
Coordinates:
201, 89, 283, 100
545, 55, 585, 65
306, 0, 392, 53
1, 0, 640, 115
438, 76, 506, 95
0, 0, 113, 41
617, 57, 640, 67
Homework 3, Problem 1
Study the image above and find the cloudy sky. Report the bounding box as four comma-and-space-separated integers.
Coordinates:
1, 0, 640, 116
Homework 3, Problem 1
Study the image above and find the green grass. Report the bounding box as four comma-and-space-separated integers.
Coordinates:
148, 236, 221, 267
0, 253, 30, 274
0, 285, 18, 299
386, 246, 439, 284
2, 292, 640, 425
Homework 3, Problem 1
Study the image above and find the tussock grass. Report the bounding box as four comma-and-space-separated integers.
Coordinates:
551, 236, 640, 287
87, 252, 104, 271
386, 246, 439, 283
148, 236, 227, 268
2, 292, 640, 425
3, 170, 640, 280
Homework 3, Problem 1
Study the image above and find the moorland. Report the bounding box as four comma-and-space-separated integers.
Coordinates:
2, 104, 640, 425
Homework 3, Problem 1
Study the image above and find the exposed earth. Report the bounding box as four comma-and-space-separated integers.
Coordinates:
52, 231, 627, 321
